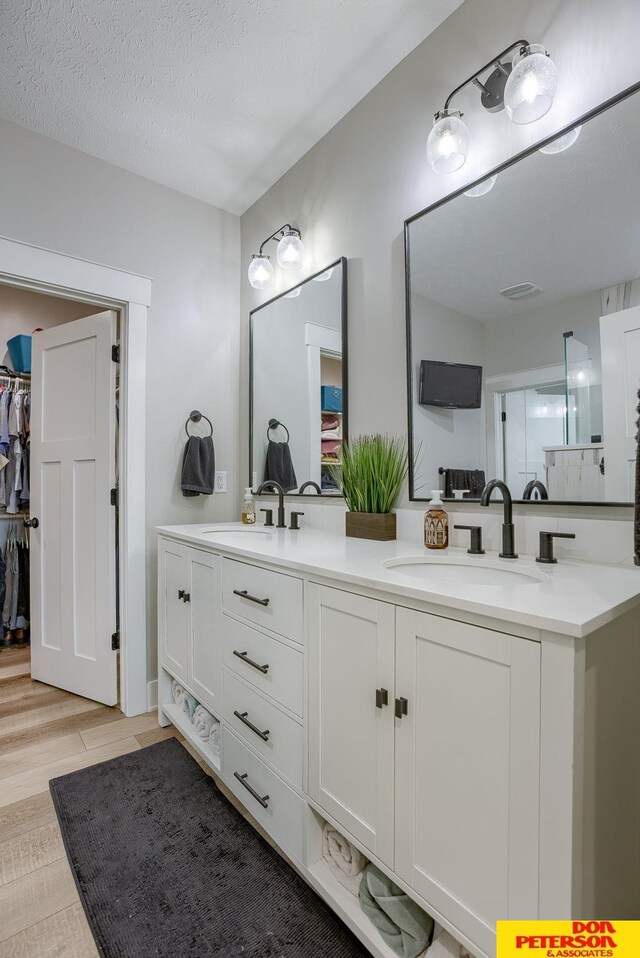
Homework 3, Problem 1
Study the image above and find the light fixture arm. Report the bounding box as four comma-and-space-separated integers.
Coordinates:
258, 223, 300, 255
442, 39, 530, 113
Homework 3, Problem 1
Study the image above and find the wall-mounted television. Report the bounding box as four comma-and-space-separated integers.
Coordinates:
419, 360, 483, 409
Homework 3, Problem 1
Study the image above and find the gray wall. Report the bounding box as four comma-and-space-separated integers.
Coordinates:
0, 119, 240, 689
240, 0, 640, 516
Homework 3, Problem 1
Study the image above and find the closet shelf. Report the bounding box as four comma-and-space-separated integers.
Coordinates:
321, 409, 343, 415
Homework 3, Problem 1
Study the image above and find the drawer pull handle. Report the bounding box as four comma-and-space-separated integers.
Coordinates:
234, 771, 270, 809
233, 589, 270, 607
233, 650, 270, 674
234, 710, 270, 742
375, 688, 389, 709
395, 696, 408, 719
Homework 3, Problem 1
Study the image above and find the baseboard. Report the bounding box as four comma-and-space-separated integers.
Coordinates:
147, 679, 158, 711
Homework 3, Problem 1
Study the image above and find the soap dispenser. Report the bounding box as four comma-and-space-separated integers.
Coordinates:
424, 490, 448, 550
241, 487, 256, 525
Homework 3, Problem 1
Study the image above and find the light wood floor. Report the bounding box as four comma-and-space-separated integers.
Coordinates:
0, 647, 257, 957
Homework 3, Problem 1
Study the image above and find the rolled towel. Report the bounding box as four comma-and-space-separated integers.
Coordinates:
209, 720, 221, 756
423, 928, 469, 958
193, 704, 215, 742
171, 680, 185, 707
322, 823, 367, 897
182, 692, 197, 722
359, 864, 434, 958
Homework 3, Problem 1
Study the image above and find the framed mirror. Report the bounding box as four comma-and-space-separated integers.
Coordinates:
405, 83, 640, 505
250, 257, 347, 496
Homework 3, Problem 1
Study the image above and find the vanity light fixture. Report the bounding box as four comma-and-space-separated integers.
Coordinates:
284, 286, 302, 298
464, 175, 497, 197
248, 223, 305, 289
427, 40, 558, 174
539, 125, 582, 154
313, 267, 334, 282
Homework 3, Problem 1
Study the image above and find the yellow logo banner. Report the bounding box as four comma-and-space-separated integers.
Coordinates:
497, 921, 640, 958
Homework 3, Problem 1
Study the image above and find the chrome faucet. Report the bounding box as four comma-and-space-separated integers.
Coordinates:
255, 480, 286, 528
480, 479, 518, 558
522, 479, 548, 500
298, 480, 321, 495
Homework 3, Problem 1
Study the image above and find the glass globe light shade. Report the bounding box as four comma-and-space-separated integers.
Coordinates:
464, 175, 497, 197
284, 286, 302, 298
313, 267, 334, 282
539, 125, 582, 154
504, 44, 558, 124
276, 230, 304, 270
426, 110, 469, 174
248, 254, 274, 290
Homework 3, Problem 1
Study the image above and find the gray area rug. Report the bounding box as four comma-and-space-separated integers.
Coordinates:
50, 736, 371, 958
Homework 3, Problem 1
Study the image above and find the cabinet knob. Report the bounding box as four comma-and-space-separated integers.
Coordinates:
395, 696, 408, 719
375, 688, 389, 709
177, 589, 185, 600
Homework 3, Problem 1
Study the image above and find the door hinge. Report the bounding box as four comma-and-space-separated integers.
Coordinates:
110, 486, 118, 507
501, 411, 507, 422
111, 343, 120, 363
111, 631, 120, 651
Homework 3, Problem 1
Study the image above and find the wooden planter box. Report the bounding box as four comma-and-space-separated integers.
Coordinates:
345, 511, 396, 541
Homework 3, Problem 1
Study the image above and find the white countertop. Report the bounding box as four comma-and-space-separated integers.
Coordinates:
156, 523, 640, 639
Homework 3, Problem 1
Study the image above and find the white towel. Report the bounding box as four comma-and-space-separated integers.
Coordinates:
322, 823, 368, 897
171, 680, 185, 707
193, 704, 215, 741
209, 720, 221, 756
423, 927, 470, 958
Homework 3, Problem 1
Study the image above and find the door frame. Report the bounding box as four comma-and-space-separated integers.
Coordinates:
0, 234, 150, 716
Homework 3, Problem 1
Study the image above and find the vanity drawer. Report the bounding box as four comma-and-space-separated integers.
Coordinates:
222, 557, 303, 643
222, 726, 304, 863
222, 615, 303, 717
222, 669, 303, 789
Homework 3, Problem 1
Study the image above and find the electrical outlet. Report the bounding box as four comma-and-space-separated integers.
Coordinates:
214, 471, 227, 493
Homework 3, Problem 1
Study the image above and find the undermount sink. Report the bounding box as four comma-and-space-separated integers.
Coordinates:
383, 556, 549, 587
200, 526, 272, 537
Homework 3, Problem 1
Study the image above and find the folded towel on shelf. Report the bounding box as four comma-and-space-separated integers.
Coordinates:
209, 720, 221, 756
182, 693, 198, 722
321, 439, 342, 455
635, 387, 640, 566
421, 927, 470, 958
322, 823, 368, 897
193, 704, 215, 741
321, 414, 340, 431
320, 428, 341, 440
359, 864, 434, 958
171, 680, 185, 708
263, 440, 297, 492
181, 435, 215, 497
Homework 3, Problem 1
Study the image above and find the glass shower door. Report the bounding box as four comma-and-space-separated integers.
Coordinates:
564, 333, 592, 444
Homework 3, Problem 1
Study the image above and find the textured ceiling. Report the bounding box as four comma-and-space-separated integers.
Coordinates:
0, 0, 462, 214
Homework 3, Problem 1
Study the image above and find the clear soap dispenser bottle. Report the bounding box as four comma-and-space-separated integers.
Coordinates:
424, 490, 448, 549
241, 487, 256, 525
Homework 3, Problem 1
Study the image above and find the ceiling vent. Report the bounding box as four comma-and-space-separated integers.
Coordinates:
499, 282, 543, 301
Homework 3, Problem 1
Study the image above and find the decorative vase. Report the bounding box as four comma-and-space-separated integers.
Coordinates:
345, 512, 397, 541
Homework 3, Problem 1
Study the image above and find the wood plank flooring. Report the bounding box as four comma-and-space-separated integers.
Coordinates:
0, 648, 269, 957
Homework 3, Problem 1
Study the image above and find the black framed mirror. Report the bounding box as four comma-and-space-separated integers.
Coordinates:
405, 82, 640, 506
250, 257, 347, 496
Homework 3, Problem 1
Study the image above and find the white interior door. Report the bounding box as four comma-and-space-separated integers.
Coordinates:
30, 311, 118, 705
600, 304, 640, 501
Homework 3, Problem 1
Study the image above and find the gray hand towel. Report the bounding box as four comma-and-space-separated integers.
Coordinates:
264, 440, 297, 492
181, 435, 215, 497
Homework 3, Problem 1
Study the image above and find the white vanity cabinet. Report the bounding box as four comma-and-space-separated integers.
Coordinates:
157, 538, 222, 713
308, 584, 395, 867
394, 609, 540, 957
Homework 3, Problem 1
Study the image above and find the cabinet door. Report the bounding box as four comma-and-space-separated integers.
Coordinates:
395, 609, 540, 957
158, 538, 189, 682
308, 584, 395, 866
188, 548, 222, 714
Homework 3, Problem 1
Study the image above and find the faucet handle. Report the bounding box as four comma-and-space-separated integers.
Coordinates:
536, 531, 576, 564
289, 511, 304, 531
260, 508, 273, 527
453, 525, 485, 555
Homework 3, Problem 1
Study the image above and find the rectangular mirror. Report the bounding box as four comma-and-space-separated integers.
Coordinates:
250, 258, 347, 495
405, 85, 640, 505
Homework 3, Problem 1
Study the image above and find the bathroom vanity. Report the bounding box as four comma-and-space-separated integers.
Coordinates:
157, 523, 640, 958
